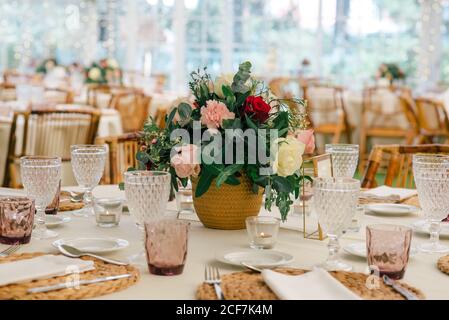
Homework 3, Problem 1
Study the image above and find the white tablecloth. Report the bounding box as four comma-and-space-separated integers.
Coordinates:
0, 185, 447, 300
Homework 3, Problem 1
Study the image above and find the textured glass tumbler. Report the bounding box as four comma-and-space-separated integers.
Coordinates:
367, 224, 412, 280
144, 219, 189, 276
313, 177, 360, 271
124, 171, 171, 228
20, 156, 61, 239
413, 154, 449, 253
71, 145, 107, 217
325, 144, 359, 178
0, 197, 35, 244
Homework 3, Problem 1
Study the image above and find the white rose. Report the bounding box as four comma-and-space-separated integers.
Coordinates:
88, 67, 101, 81
214, 74, 234, 98
107, 58, 119, 69
271, 136, 305, 177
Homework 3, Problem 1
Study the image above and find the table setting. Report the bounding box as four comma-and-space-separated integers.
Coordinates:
0, 62, 449, 301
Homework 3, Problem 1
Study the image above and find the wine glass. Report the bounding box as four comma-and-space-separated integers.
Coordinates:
20, 156, 61, 239
313, 177, 360, 271
124, 171, 171, 228
325, 144, 359, 178
124, 171, 171, 264
71, 145, 108, 217
413, 154, 449, 253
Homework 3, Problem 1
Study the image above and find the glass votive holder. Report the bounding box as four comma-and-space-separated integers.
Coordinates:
367, 224, 412, 280
246, 216, 280, 250
93, 197, 123, 228
45, 180, 61, 215
144, 219, 189, 276
0, 197, 35, 245
347, 205, 365, 233
175, 186, 194, 215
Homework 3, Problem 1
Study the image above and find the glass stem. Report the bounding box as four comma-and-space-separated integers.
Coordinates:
326, 235, 340, 264
429, 221, 441, 248
35, 207, 46, 234
84, 188, 93, 210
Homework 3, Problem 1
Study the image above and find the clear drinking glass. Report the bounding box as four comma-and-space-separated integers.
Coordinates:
71, 145, 108, 217
367, 224, 412, 280
144, 219, 189, 276
175, 183, 194, 215
124, 171, 171, 228
313, 177, 360, 271
246, 216, 280, 249
20, 156, 62, 239
325, 144, 359, 178
0, 197, 35, 245
413, 154, 449, 253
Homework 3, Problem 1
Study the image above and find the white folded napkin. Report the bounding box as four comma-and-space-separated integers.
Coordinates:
262, 268, 361, 300
0, 254, 95, 287
361, 186, 417, 202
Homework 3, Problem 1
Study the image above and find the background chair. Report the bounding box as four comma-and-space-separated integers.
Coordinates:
414, 97, 449, 144
358, 86, 419, 172
304, 83, 353, 152
3, 108, 101, 187
96, 132, 140, 185
361, 144, 449, 189
44, 87, 75, 104
109, 91, 151, 133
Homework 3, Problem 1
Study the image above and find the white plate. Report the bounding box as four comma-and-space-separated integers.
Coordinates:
412, 220, 449, 237
216, 250, 294, 268
365, 203, 418, 216
45, 215, 71, 228
53, 237, 129, 254
344, 242, 418, 258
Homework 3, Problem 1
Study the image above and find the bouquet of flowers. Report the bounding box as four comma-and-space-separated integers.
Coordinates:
376, 63, 406, 83
85, 58, 122, 84
36, 58, 59, 74
134, 62, 315, 221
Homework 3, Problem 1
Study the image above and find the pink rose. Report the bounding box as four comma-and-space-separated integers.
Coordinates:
170, 144, 201, 178
293, 129, 315, 154
200, 100, 235, 129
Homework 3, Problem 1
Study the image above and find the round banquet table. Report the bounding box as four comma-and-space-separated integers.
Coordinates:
0, 185, 448, 300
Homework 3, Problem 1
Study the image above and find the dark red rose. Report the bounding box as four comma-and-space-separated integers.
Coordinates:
243, 96, 271, 123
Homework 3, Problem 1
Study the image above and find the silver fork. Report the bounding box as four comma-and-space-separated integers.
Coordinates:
204, 265, 225, 300
0, 245, 21, 257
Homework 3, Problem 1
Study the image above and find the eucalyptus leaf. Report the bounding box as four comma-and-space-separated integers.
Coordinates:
178, 103, 192, 120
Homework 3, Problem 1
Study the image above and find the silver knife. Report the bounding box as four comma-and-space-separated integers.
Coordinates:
27, 274, 131, 294
382, 275, 419, 300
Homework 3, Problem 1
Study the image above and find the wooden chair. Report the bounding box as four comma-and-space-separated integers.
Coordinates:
304, 84, 353, 152
3, 108, 101, 188
44, 87, 74, 104
269, 77, 295, 99
95, 133, 141, 185
110, 92, 151, 133
153, 107, 168, 128
361, 144, 449, 189
358, 86, 419, 173
414, 97, 449, 144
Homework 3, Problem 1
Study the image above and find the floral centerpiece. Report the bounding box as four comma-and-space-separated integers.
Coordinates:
85, 58, 122, 85
376, 63, 406, 84
133, 61, 314, 229
36, 58, 59, 74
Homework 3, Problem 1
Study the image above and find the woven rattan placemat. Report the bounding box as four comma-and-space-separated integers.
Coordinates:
196, 268, 425, 300
437, 255, 449, 276
58, 191, 84, 212
0, 253, 139, 300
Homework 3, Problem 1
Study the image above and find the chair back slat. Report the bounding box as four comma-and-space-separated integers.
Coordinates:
362, 144, 449, 189
3, 108, 100, 187
96, 133, 140, 185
